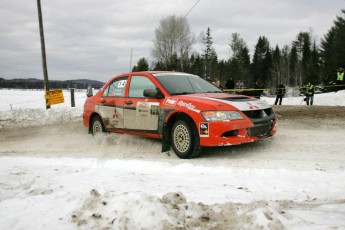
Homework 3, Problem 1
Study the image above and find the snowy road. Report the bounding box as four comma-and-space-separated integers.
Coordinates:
1, 105, 345, 229
1, 106, 345, 171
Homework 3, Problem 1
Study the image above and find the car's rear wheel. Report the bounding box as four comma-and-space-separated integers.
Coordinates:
90, 116, 105, 135
171, 118, 202, 159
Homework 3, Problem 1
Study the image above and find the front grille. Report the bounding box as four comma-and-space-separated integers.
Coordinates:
243, 108, 275, 137
247, 123, 271, 136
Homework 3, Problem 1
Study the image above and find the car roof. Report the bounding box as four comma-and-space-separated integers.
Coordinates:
125, 71, 191, 76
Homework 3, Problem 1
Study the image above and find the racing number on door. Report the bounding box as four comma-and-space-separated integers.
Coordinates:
118, 80, 126, 88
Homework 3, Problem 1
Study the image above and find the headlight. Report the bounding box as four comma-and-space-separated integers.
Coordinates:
201, 111, 244, 121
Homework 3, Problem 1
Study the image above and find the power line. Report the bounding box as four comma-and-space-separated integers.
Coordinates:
184, 0, 200, 18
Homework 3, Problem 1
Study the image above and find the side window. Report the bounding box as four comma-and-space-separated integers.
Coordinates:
129, 76, 156, 98
103, 77, 128, 97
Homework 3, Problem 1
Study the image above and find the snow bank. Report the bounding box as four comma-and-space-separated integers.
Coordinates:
0, 89, 84, 129
1, 157, 345, 230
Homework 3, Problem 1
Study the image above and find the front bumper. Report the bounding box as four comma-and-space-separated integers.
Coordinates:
198, 113, 276, 147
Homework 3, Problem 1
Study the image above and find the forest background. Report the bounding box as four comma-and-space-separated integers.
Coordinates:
132, 9, 345, 90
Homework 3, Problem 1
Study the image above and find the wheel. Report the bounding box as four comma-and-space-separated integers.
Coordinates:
171, 118, 202, 159
90, 116, 105, 135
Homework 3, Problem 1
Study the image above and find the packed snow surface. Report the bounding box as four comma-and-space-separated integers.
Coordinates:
0, 89, 345, 229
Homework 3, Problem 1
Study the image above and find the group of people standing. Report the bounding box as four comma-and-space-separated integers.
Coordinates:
275, 82, 315, 106
223, 77, 315, 106
219, 67, 345, 106
225, 78, 263, 99
225, 77, 245, 92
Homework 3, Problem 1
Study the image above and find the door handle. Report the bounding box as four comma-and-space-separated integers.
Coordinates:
100, 99, 106, 103
125, 101, 133, 105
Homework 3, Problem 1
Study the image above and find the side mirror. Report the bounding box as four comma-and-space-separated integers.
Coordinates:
143, 88, 164, 98
86, 86, 93, 97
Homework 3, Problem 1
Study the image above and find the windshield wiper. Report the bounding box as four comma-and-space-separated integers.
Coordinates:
170, 92, 194, 95
205, 90, 223, 93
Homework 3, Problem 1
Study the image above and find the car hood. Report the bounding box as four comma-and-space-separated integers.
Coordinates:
176, 93, 271, 111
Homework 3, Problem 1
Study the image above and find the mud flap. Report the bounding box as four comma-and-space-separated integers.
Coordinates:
161, 123, 171, 152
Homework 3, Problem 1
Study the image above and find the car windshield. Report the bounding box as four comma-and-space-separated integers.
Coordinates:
154, 73, 222, 95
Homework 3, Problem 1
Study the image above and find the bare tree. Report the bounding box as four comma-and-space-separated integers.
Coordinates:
152, 15, 195, 70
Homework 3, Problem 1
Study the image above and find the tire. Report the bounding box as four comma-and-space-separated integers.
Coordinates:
90, 116, 105, 135
171, 118, 202, 159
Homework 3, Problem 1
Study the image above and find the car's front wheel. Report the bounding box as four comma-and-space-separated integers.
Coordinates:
171, 118, 202, 159
90, 116, 105, 135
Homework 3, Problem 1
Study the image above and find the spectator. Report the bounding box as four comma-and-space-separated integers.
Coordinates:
305, 82, 315, 106
235, 80, 244, 93
336, 67, 344, 91
214, 77, 221, 88
274, 83, 286, 105
252, 79, 264, 99
225, 77, 235, 90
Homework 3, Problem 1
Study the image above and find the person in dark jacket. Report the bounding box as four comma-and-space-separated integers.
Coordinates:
252, 79, 263, 99
274, 83, 286, 105
225, 77, 235, 90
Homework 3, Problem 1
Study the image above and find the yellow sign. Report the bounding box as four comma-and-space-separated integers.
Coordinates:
45, 89, 64, 106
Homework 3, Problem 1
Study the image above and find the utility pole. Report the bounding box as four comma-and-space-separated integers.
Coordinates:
37, 0, 50, 109
129, 48, 133, 72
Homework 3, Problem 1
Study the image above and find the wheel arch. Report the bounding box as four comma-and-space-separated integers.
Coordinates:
161, 111, 198, 152
88, 112, 103, 134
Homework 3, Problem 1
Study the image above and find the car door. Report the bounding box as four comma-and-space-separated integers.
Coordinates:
123, 75, 160, 131
98, 76, 128, 130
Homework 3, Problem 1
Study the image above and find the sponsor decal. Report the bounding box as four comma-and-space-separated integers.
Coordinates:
137, 102, 149, 116
137, 102, 160, 117
113, 108, 119, 118
246, 102, 260, 110
164, 97, 178, 106
150, 105, 159, 115
177, 100, 200, 113
138, 102, 149, 108
199, 123, 209, 137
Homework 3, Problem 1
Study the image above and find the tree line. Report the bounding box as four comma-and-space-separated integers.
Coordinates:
132, 10, 345, 90
0, 78, 104, 89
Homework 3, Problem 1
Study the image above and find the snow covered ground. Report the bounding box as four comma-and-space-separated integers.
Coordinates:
0, 88, 345, 229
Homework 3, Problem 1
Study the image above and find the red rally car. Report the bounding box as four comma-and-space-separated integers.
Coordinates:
83, 71, 277, 159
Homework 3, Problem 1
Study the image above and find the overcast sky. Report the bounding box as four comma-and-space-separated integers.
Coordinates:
0, 0, 344, 82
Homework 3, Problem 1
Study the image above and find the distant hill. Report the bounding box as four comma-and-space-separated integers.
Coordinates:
0, 78, 104, 89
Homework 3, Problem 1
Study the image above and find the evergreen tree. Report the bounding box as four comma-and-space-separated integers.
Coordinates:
292, 31, 313, 85
307, 42, 321, 84
132, 57, 149, 72
217, 60, 230, 86
321, 27, 337, 83
321, 9, 345, 83
280, 45, 291, 86
189, 53, 204, 76
201, 27, 214, 79
229, 33, 251, 85
209, 48, 219, 81
289, 45, 298, 85
252, 36, 272, 86
272, 45, 281, 85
